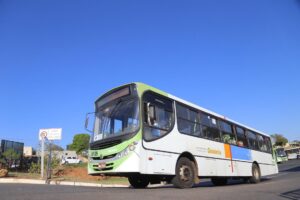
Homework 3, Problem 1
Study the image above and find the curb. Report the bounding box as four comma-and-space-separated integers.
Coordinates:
0, 178, 129, 188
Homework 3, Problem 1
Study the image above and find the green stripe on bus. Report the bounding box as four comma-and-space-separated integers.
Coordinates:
135, 82, 168, 97
88, 131, 142, 173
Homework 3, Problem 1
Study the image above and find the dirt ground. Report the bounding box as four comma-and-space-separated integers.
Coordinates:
55, 166, 104, 181
6, 164, 128, 184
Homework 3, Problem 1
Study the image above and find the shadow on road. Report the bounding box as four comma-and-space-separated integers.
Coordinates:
281, 188, 300, 200
282, 166, 300, 173
145, 178, 272, 189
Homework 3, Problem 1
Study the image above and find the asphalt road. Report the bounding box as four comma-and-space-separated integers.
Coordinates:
1, 160, 300, 200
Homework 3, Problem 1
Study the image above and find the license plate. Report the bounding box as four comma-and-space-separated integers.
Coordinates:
98, 163, 106, 169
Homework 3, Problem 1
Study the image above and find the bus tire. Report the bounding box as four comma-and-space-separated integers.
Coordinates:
128, 175, 150, 189
249, 164, 261, 184
172, 157, 196, 188
211, 177, 228, 186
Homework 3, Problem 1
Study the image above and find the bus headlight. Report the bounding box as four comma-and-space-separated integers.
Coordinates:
128, 143, 136, 151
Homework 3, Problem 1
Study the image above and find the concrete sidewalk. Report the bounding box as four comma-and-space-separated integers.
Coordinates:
0, 178, 129, 188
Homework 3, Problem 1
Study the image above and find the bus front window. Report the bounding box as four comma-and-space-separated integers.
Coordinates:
92, 99, 139, 142
276, 148, 286, 157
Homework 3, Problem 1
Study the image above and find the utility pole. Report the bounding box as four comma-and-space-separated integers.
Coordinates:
41, 137, 44, 178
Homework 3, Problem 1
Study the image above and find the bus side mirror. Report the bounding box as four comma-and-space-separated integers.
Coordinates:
85, 116, 89, 129
85, 112, 94, 133
146, 103, 156, 126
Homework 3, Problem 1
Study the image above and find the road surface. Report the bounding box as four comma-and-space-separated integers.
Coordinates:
0, 159, 299, 200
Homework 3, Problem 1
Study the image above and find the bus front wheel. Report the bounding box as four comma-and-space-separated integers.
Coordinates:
128, 175, 150, 189
172, 157, 196, 188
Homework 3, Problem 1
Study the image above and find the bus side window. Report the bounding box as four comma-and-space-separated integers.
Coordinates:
257, 134, 267, 152
200, 113, 221, 141
176, 103, 202, 137
143, 92, 174, 141
235, 127, 248, 147
220, 121, 236, 145
246, 130, 259, 150
264, 137, 272, 153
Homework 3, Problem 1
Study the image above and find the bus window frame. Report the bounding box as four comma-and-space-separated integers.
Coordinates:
200, 112, 222, 142
142, 91, 175, 142
219, 120, 237, 145
234, 126, 248, 148
176, 102, 202, 137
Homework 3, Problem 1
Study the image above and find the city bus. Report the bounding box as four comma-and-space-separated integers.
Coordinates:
275, 147, 288, 163
285, 147, 300, 160
86, 83, 278, 188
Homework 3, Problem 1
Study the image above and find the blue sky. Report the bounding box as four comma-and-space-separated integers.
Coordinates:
1, 0, 299, 149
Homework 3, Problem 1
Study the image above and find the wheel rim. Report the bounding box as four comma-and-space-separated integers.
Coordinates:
179, 165, 192, 182
254, 168, 259, 180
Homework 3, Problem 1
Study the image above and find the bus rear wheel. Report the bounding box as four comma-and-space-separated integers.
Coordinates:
249, 164, 261, 184
211, 178, 228, 186
128, 175, 150, 188
172, 157, 196, 189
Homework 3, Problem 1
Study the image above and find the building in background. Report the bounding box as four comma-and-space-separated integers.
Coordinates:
0, 139, 24, 158
0, 139, 24, 168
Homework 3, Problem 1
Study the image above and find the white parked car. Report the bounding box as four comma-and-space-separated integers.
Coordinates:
61, 156, 81, 164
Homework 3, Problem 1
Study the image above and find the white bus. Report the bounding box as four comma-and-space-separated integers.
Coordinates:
285, 147, 300, 160
86, 83, 278, 188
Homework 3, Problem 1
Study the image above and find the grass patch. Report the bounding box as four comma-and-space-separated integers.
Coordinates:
63, 163, 88, 168
8, 172, 41, 179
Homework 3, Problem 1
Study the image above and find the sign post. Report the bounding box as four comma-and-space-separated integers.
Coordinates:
39, 128, 62, 179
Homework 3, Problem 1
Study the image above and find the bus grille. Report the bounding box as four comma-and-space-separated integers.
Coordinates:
90, 140, 122, 150
92, 153, 117, 160
93, 163, 114, 171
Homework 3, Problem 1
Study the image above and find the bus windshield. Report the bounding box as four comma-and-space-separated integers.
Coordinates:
276, 148, 287, 157
92, 98, 139, 142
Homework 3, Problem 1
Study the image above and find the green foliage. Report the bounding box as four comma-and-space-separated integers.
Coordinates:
28, 162, 41, 173
1, 148, 21, 168
69, 133, 90, 154
48, 156, 60, 169
0, 157, 6, 168
64, 162, 87, 168
271, 134, 288, 146
28, 156, 61, 174
2, 148, 20, 160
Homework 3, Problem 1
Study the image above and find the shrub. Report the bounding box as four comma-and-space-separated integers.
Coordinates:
28, 157, 60, 174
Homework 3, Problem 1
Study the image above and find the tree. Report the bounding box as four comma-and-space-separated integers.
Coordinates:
0, 156, 6, 169
2, 149, 20, 169
271, 134, 288, 146
69, 134, 90, 154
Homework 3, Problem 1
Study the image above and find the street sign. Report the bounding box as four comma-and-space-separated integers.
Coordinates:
39, 128, 62, 140
39, 128, 62, 179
